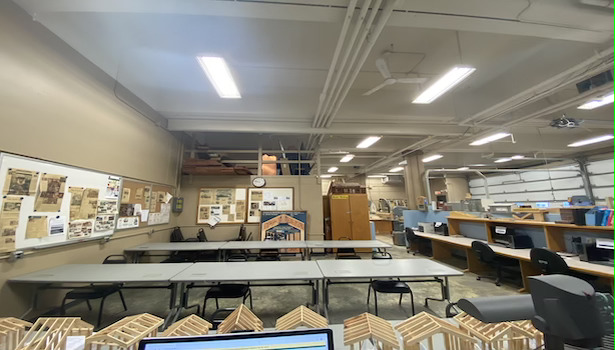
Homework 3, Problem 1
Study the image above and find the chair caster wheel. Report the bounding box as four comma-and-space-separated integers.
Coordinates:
476, 277, 481, 281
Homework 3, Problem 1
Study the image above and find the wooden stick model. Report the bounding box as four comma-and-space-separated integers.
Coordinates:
15, 317, 93, 350
396, 312, 476, 350
0, 317, 32, 350
85, 313, 163, 350
276, 306, 328, 330
217, 305, 264, 334
455, 312, 542, 350
343, 312, 398, 350
160, 315, 212, 337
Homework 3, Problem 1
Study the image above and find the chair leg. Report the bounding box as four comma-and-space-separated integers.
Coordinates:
118, 291, 128, 312
248, 290, 253, 309
215, 298, 219, 309
97, 297, 106, 328
408, 290, 415, 315
367, 284, 371, 305
86, 299, 92, 311
373, 290, 379, 316
202, 298, 208, 317
61, 296, 69, 315
399, 293, 403, 305
495, 264, 502, 286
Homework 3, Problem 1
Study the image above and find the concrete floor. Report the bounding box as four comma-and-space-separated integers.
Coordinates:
57, 235, 520, 329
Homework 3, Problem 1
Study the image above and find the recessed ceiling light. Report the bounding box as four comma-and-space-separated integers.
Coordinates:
320, 175, 332, 178
577, 92, 614, 110
422, 154, 443, 163
456, 166, 469, 170
567, 134, 614, 147
327, 167, 339, 173
470, 132, 511, 146
340, 154, 355, 163
412, 66, 476, 104
389, 167, 404, 172
494, 158, 512, 163
367, 175, 387, 178
196, 56, 241, 98
356, 136, 381, 148
398, 160, 407, 165
511, 155, 525, 160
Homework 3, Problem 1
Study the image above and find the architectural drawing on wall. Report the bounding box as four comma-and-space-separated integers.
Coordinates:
2, 168, 39, 196
260, 211, 306, 242
197, 188, 247, 224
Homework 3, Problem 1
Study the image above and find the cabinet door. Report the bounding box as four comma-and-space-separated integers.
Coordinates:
330, 195, 351, 240
348, 194, 371, 240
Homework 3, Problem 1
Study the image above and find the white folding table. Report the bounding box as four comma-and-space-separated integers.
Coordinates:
219, 241, 309, 260
316, 259, 463, 318
305, 240, 392, 259
124, 242, 227, 262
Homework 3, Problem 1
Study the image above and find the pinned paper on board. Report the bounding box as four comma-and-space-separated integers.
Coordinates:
49, 216, 66, 235
78, 188, 99, 220
0, 196, 22, 251
121, 188, 131, 204
105, 176, 121, 199
3, 168, 39, 196
96, 200, 118, 215
25, 216, 48, 239
68, 220, 93, 239
207, 215, 222, 227
34, 174, 67, 212
140, 209, 149, 222
94, 214, 115, 231
165, 192, 173, 203
68, 187, 84, 221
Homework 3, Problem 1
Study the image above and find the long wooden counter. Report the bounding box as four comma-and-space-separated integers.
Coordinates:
414, 231, 613, 293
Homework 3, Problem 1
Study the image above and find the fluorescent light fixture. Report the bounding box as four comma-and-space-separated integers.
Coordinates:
511, 155, 525, 160
356, 136, 381, 148
327, 167, 339, 173
320, 175, 332, 178
196, 56, 241, 98
340, 154, 355, 163
470, 164, 486, 167
398, 160, 408, 165
577, 92, 614, 110
494, 158, 512, 163
470, 132, 511, 146
412, 66, 476, 104
456, 166, 469, 170
367, 175, 387, 178
567, 134, 614, 147
389, 167, 404, 172
422, 154, 443, 163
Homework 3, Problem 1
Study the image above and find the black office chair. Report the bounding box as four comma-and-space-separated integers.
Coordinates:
197, 228, 208, 242
202, 255, 253, 318
471, 241, 519, 286
60, 255, 128, 327
404, 227, 431, 256
335, 237, 361, 259
367, 251, 415, 316
165, 227, 199, 262
256, 249, 281, 261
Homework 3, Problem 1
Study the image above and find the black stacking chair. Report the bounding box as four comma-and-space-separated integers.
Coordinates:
60, 255, 128, 327
201, 255, 252, 318
471, 241, 519, 286
165, 227, 199, 262
367, 251, 415, 316
335, 237, 361, 259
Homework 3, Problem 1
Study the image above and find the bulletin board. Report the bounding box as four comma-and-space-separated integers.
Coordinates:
247, 188, 294, 223
117, 179, 173, 230
196, 188, 247, 224
0, 153, 121, 252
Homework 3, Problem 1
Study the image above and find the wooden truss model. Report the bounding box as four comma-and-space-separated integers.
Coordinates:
160, 315, 212, 337
455, 312, 543, 350
343, 312, 398, 350
85, 313, 163, 350
15, 317, 93, 350
276, 306, 328, 330
0, 317, 32, 350
217, 304, 264, 334
395, 312, 476, 350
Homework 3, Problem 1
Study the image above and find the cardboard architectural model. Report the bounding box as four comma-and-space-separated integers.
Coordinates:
85, 313, 163, 350
343, 313, 398, 350
217, 305, 264, 334
15, 317, 93, 350
160, 315, 212, 337
276, 306, 328, 330
0, 318, 32, 350
395, 312, 476, 350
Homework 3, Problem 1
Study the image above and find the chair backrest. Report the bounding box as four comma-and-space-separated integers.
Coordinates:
103, 255, 127, 264
471, 241, 496, 263
197, 228, 208, 242
404, 227, 417, 245
227, 254, 248, 262
238, 224, 246, 241
337, 236, 356, 255
170, 227, 185, 242
372, 251, 392, 259
530, 248, 569, 275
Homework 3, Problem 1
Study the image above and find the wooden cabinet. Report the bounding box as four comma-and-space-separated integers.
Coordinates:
329, 194, 371, 241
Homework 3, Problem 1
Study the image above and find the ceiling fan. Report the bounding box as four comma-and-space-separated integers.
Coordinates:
363, 55, 428, 96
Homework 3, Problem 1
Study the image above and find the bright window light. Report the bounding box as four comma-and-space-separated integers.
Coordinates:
494, 158, 512, 163
389, 167, 404, 172
196, 56, 241, 98
422, 154, 443, 163
567, 134, 614, 147
367, 175, 387, 178
320, 174, 332, 178
340, 154, 355, 163
412, 66, 476, 104
456, 166, 469, 170
577, 92, 614, 110
470, 132, 511, 146
327, 167, 339, 173
398, 160, 408, 165
356, 136, 381, 148
511, 155, 525, 160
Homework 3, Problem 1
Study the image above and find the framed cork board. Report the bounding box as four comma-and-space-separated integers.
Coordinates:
117, 179, 173, 230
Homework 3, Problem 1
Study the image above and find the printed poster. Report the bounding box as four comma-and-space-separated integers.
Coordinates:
34, 174, 67, 212
105, 176, 121, 199
117, 216, 139, 229
25, 216, 48, 239
3, 168, 39, 196
68, 220, 92, 239
94, 215, 115, 231
198, 205, 210, 221
199, 189, 214, 205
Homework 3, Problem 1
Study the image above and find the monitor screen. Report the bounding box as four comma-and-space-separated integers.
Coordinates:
139, 329, 333, 350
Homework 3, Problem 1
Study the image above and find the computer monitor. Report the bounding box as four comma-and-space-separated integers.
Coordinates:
138, 329, 334, 350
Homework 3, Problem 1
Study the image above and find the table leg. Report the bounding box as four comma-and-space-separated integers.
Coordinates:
163, 282, 184, 329
323, 279, 330, 320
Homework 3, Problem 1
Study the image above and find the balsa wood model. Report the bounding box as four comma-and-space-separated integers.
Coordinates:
0, 318, 32, 350
217, 305, 264, 334
160, 315, 212, 337
455, 312, 543, 350
85, 313, 163, 350
395, 312, 476, 350
343, 312, 398, 350
15, 317, 93, 350
276, 306, 328, 330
